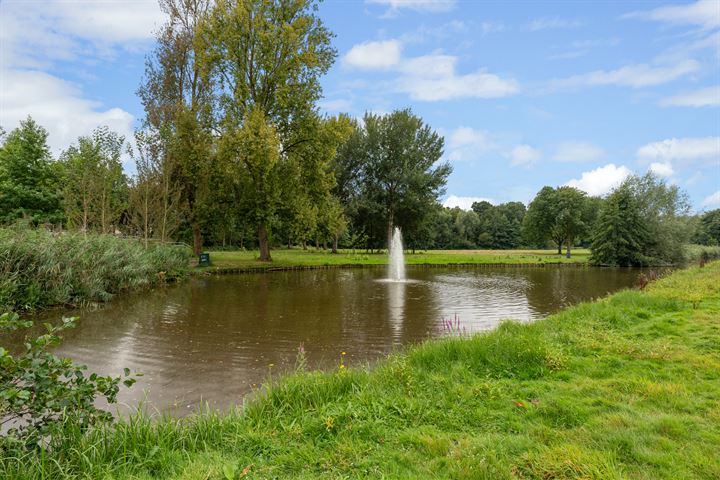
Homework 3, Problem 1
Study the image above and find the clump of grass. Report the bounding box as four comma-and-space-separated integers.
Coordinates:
0, 226, 191, 311
1, 262, 718, 479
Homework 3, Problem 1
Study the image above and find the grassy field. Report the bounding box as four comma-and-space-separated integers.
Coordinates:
198, 248, 591, 271
3, 262, 719, 479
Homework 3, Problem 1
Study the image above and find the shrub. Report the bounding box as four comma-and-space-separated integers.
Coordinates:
0, 312, 136, 452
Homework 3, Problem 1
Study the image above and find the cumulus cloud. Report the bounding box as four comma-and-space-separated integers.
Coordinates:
623, 0, 720, 29
443, 195, 493, 210
318, 99, 353, 112
553, 60, 699, 89
553, 142, 605, 162
660, 86, 720, 107
526, 17, 583, 31
565, 164, 632, 196
636, 137, 720, 163
702, 191, 720, 207
649, 161, 674, 177
0, 0, 162, 68
366, 0, 456, 14
0, 69, 135, 160
397, 58, 519, 101
510, 145, 541, 167
446, 127, 493, 162
343, 41, 518, 101
343, 40, 402, 69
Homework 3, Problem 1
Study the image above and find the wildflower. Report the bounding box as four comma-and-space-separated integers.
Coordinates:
339, 364, 345, 369
341, 351, 346, 355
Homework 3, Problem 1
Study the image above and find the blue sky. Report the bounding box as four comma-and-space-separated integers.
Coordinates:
1, 0, 718, 210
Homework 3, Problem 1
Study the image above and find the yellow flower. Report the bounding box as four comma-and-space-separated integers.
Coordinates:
339, 364, 345, 369
341, 352, 346, 355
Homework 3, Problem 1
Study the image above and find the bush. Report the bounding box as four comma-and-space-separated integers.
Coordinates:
0, 225, 191, 311
0, 312, 136, 452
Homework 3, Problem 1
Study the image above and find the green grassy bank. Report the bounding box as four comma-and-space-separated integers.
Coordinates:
199, 248, 591, 272
2, 262, 719, 479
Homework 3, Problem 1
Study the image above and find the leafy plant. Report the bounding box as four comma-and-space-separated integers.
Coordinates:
0, 312, 136, 451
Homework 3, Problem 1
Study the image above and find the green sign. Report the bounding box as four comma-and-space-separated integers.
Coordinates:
198, 252, 210, 267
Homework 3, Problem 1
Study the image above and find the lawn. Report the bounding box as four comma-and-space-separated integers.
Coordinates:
198, 248, 590, 271
3, 262, 719, 479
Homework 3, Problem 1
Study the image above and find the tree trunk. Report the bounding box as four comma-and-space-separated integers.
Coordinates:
258, 224, 272, 262
557, 242, 562, 255
192, 223, 202, 256
302, 240, 307, 250
332, 234, 338, 254
565, 239, 572, 258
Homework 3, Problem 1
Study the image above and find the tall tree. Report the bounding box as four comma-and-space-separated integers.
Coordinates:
590, 183, 649, 266
552, 186, 591, 258
523, 186, 560, 252
693, 209, 720, 246
0, 117, 63, 225
138, 0, 214, 255
357, 109, 451, 248
61, 127, 127, 234
198, 0, 336, 261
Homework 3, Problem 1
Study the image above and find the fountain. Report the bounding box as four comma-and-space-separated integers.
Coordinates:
388, 226, 406, 281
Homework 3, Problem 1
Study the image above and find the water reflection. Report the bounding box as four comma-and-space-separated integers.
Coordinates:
20, 266, 640, 414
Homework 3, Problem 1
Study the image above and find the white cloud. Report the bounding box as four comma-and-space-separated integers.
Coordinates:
395, 53, 518, 101
637, 137, 720, 162
510, 145, 541, 167
366, 0, 456, 14
526, 17, 583, 31
443, 195, 493, 210
0, 0, 163, 69
649, 161, 674, 177
0, 69, 135, 160
446, 127, 493, 162
553, 142, 605, 162
318, 99, 353, 112
553, 60, 699, 89
702, 191, 720, 207
565, 164, 632, 196
623, 0, 720, 29
344, 40, 402, 69
660, 86, 720, 107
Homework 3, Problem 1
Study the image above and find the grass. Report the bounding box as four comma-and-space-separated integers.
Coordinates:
0, 226, 191, 311
199, 248, 591, 271
2, 261, 719, 478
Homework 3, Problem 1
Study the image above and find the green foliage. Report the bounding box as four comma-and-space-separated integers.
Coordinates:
591, 173, 691, 266
0, 226, 190, 311
0, 117, 64, 225
335, 109, 451, 249
693, 208, 720, 246
0, 312, 136, 452
60, 126, 128, 234
1, 263, 718, 478
590, 183, 649, 266
523, 186, 596, 256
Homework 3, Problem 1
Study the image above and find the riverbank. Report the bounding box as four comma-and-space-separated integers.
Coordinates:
3, 262, 718, 478
197, 248, 591, 273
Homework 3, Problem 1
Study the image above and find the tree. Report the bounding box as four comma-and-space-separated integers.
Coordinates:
693, 209, 720, 246
590, 173, 691, 265
349, 109, 451, 248
61, 127, 127, 234
523, 186, 559, 251
590, 183, 649, 266
138, 0, 214, 255
127, 129, 182, 246
199, 0, 336, 261
552, 186, 591, 258
0, 117, 63, 225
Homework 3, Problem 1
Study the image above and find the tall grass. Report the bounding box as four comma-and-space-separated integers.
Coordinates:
0, 226, 191, 311
1, 262, 718, 478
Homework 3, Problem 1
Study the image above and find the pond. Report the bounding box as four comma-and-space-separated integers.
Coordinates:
33, 266, 640, 415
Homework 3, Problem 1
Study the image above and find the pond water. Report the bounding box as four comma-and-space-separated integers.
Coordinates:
31, 266, 639, 415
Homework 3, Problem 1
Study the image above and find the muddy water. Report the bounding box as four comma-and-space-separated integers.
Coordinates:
27, 266, 639, 415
